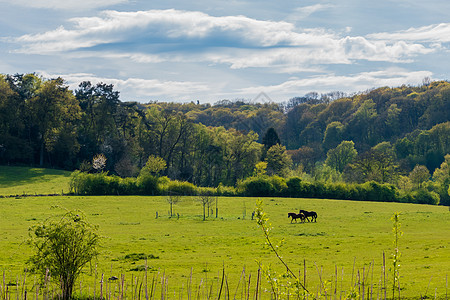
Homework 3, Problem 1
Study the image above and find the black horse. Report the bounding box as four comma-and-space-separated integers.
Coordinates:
299, 210, 317, 222
288, 212, 305, 223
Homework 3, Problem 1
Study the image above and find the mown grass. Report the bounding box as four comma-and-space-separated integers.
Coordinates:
0, 166, 72, 196
1, 194, 449, 298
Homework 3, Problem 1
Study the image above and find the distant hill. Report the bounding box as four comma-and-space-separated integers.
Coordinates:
145, 81, 450, 172
1, 74, 449, 188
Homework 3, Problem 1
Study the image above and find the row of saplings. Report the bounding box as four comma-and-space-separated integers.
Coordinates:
288, 209, 317, 223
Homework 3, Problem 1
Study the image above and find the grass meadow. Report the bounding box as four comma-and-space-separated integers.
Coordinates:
1, 193, 449, 299
0, 166, 72, 196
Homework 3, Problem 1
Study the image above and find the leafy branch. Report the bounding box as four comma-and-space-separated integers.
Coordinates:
255, 199, 309, 296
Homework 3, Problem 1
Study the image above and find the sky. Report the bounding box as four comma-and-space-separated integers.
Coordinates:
1, 0, 449, 103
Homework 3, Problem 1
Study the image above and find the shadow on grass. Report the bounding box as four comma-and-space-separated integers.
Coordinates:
0, 166, 71, 188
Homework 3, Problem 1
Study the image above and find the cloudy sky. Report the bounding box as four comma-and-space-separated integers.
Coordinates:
1, 0, 449, 103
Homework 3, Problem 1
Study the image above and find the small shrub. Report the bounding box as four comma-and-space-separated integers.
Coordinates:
268, 176, 288, 196
72, 172, 110, 195
117, 177, 138, 195
163, 180, 197, 196
361, 181, 398, 202
217, 184, 237, 196
237, 176, 273, 197
124, 253, 159, 261
197, 186, 217, 196
137, 173, 159, 195
28, 211, 99, 300
413, 189, 440, 205
286, 177, 302, 197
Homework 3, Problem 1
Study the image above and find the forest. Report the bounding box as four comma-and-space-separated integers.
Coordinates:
1, 73, 450, 204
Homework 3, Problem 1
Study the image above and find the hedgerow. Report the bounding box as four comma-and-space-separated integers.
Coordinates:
70, 171, 437, 205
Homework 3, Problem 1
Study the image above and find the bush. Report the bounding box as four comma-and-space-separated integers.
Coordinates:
73, 172, 110, 195
217, 184, 237, 196
268, 176, 288, 196
137, 173, 159, 195
116, 177, 138, 195
71, 171, 138, 195
413, 189, 440, 205
197, 186, 217, 196
237, 176, 273, 197
163, 180, 197, 196
28, 211, 99, 300
361, 181, 398, 202
286, 177, 302, 197
237, 175, 287, 197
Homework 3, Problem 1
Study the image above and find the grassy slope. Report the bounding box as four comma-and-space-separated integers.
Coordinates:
0, 166, 72, 195
0, 195, 449, 298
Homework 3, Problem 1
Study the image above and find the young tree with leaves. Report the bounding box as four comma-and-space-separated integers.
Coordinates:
409, 165, 430, 189
325, 140, 357, 173
265, 144, 292, 177
28, 211, 99, 300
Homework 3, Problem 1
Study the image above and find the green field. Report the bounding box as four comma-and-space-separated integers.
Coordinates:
0, 166, 72, 196
1, 194, 449, 299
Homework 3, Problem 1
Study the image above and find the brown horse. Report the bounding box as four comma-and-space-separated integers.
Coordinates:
299, 210, 317, 222
288, 212, 305, 223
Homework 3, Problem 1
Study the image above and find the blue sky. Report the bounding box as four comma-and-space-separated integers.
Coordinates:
1, 0, 449, 103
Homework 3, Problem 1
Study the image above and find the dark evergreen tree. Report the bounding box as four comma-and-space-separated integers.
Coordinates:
262, 127, 281, 160
262, 127, 280, 149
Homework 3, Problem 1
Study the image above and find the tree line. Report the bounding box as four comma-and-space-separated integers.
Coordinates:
1, 73, 450, 204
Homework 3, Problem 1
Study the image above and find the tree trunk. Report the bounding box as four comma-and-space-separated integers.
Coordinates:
39, 140, 44, 166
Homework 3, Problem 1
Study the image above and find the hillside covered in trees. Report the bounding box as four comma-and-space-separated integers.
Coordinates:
1, 73, 450, 204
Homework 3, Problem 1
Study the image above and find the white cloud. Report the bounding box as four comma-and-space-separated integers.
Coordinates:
38, 72, 211, 101
14, 9, 302, 53
239, 69, 434, 96
11, 10, 285, 54
368, 23, 450, 43
341, 37, 433, 62
287, 4, 335, 22
0, 0, 128, 10
11, 8, 434, 70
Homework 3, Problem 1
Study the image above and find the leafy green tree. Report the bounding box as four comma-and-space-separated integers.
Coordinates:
420, 85, 450, 128
314, 163, 342, 183
190, 124, 224, 187
140, 155, 167, 176
28, 211, 99, 300
385, 103, 402, 137
432, 154, 450, 205
409, 165, 430, 189
322, 121, 344, 151
255, 161, 268, 176
1, 74, 41, 164
325, 140, 357, 173
29, 78, 81, 166
75, 81, 120, 144
265, 144, 292, 177
345, 149, 399, 184
347, 99, 378, 146
216, 128, 261, 185
397, 175, 412, 191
